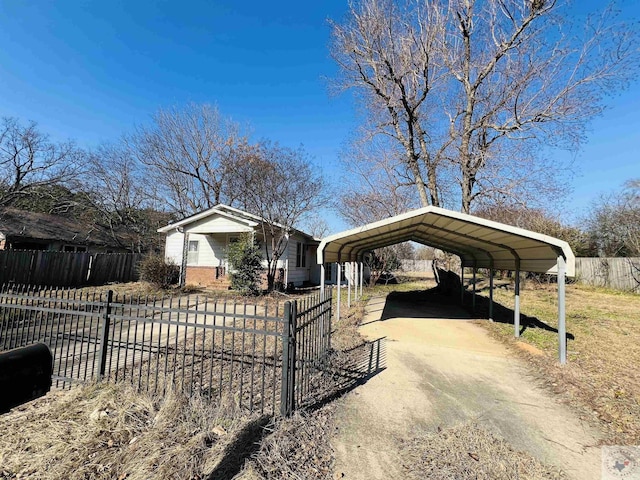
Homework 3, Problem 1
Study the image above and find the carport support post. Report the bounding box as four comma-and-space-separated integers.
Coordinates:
360, 261, 364, 296
460, 266, 465, 305
320, 264, 325, 300
336, 263, 341, 325
514, 261, 521, 338
472, 267, 477, 312
489, 262, 494, 322
354, 262, 359, 300
347, 262, 351, 308
558, 255, 567, 364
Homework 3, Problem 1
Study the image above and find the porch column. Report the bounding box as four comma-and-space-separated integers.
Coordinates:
284, 258, 289, 289
179, 230, 189, 288
558, 255, 567, 364
514, 260, 521, 338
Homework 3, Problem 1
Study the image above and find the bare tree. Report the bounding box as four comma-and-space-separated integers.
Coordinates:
331, 0, 639, 213
474, 205, 592, 255
337, 135, 422, 226
87, 142, 170, 252
330, 0, 447, 208
0, 117, 84, 207
585, 179, 640, 257
227, 142, 326, 291
130, 103, 248, 217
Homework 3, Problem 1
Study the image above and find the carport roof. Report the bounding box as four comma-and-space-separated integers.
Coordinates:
317, 206, 575, 276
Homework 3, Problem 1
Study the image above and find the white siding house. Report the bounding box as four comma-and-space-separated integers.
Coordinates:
158, 205, 320, 289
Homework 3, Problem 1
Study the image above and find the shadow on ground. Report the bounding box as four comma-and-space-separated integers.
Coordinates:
207, 415, 272, 480
462, 287, 575, 340
302, 337, 387, 413
377, 289, 471, 322
206, 338, 387, 480
374, 286, 574, 341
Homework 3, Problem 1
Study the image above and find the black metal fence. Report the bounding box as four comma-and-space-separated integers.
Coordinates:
0, 285, 333, 416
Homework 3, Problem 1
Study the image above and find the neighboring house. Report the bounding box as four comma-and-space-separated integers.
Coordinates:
157, 204, 321, 289
0, 208, 131, 253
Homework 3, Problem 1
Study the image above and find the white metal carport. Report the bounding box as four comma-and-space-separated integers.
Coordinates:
317, 206, 575, 364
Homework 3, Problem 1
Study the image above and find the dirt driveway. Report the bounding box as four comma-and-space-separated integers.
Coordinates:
331, 292, 603, 479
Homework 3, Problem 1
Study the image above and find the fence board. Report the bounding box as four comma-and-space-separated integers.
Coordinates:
0, 250, 142, 287
575, 257, 640, 292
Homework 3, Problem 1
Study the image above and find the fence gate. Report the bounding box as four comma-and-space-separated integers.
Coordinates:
280, 288, 333, 416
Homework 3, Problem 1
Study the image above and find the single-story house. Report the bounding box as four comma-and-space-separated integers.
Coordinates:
157, 204, 325, 289
0, 208, 131, 253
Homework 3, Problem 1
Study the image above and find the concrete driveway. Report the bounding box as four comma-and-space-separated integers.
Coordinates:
332, 292, 602, 479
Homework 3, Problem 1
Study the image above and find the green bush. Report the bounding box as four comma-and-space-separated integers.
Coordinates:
139, 254, 179, 288
227, 233, 264, 295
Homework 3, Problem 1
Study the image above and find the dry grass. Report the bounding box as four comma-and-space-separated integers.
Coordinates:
399, 422, 565, 479
5, 275, 607, 479
0, 383, 252, 480
478, 282, 640, 445
239, 405, 336, 480
82, 281, 314, 304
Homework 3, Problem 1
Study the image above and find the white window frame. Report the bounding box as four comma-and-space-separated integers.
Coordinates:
187, 240, 199, 265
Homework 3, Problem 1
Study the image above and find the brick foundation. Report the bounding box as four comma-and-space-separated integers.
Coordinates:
185, 266, 230, 289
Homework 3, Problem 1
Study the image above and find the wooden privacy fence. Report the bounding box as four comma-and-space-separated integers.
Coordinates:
0, 250, 142, 287
575, 257, 640, 292
0, 285, 333, 416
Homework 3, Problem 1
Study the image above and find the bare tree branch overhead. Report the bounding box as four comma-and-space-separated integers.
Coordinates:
130, 103, 248, 218
0, 117, 84, 208
330, 0, 639, 214
86, 142, 170, 253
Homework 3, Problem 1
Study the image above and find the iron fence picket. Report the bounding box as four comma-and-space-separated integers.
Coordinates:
0, 284, 332, 416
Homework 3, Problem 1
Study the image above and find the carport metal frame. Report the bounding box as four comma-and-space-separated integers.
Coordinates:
317, 206, 575, 364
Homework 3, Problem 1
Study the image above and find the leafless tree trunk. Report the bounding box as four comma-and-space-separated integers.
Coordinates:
330, 0, 447, 208
331, 0, 639, 213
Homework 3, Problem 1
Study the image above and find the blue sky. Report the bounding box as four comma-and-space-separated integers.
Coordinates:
0, 0, 638, 234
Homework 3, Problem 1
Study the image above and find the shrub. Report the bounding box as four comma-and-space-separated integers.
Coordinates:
227, 233, 264, 295
139, 254, 179, 288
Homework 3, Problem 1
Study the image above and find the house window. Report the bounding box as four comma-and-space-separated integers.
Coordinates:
324, 262, 346, 283
187, 240, 199, 264
325, 262, 332, 282
296, 242, 306, 268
